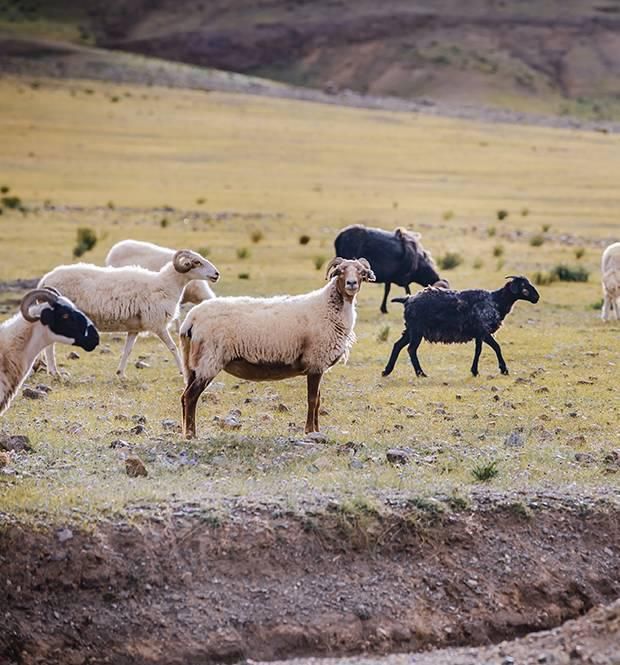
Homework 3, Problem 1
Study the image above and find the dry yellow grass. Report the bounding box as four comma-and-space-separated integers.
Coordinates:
0, 76, 618, 521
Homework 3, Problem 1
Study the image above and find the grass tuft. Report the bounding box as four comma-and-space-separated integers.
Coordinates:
437, 252, 463, 270
472, 460, 499, 482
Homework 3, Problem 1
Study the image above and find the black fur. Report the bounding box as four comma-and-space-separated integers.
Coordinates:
41, 297, 99, 352
382, 276, 540, 378
334, 224, 441, 313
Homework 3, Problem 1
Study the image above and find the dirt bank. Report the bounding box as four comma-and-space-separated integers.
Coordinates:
1, 498, 619, 664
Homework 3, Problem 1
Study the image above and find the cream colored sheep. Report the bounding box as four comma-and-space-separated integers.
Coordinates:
0, 289, 99, 415
39, 250, 219, 377
179, 257, 375, 438
601, 242, 620, 321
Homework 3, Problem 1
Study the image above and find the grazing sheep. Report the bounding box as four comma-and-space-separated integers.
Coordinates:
0, 288, 99, 415
179, 257, 375, 439
105, 239, 216, 305
39, 250, 219, 377
335, 224, 443, 313
382, 276, 540, 378
601, 242, 620, 321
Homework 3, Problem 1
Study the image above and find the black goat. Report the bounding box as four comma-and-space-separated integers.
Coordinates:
382, 276, 540, 378
334, 224, 442, 313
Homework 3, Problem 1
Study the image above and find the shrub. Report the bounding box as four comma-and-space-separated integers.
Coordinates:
473, 258, 483, 270
160, 218, 169, 228
250, 229, 264, 244
551, 264, 589, 282
472, 460, 499, 482
1, 195, 21, 209
0, 186, 9, 194
442, 210, 454, 221
532, 271, 557, 286
496, 209, 509, 221
377, 325, 390, 342
237, 247, 250, 260
487, 226, 496, 237
589, 298, 604, 310
196, 246, 210, 257
238, 272, 250, 280
196, 197, 205, 205
110, 96, 119, 103
521, 207, 529, 216
73, 227, 97, 257
107, 200, 115, 209
541, 223, 551, 232
299, 234, 311, 245
493, 244, 504, 257
530, 234, 544, 247
575, 247, 585, 260
437, 252, 463, 270
313, 255, 326, 270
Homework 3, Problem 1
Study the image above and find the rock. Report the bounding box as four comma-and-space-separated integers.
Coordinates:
504, 430, 525, 448
574, 452, 595, 465
99, 345, 112, 355
135, 360, 150, 369
125, 456, 148, 477
161, 418, 179, 431
535, 386, 550, 393
276, 403, 289, 413
304, 431, 327, 444
386, 448, 412, 465
130, 424, 146, 435
110, 439, 130, 449
22, 387, 46, 400
67, 351, 80, 360
350, 458, 364, 470
35, 383, 52, 393
132, 415, 147, 424
211, 454, 227, 467
0, 451, 11, 467
0, 434, 31, 452
56, 527, 73, 543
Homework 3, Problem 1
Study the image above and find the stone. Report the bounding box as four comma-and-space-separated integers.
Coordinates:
67, 351, 80, 360
276, 403, 289, 412
0, 434, 31, 452
0, 451, 11, 467
135, 360, 150, 369
504, 430, 525, 448
110, 439, 130, 449
125, 456, 148, 478
304, 431, 327, 444
386, 448, 412, 465
22, 387, 46, 400
35, 383, 52, 393
130, 424, 146, 435
56, 527, 73, 543
161, 418, 179, 431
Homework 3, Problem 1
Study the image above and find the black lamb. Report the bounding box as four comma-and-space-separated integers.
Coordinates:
382, 276, 540, 378
334, 224, 443, 313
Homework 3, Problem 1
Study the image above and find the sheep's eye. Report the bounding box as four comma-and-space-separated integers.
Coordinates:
522, 288, 528, 295
62, 313, 69, 320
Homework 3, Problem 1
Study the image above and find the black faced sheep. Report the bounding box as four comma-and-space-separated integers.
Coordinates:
334, 224, 443, 313
382, 276, 540, 378
0, 289, 99, 415
179, 258, 375, 439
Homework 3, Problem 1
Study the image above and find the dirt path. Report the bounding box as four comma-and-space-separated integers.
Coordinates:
1, 496, 619, 664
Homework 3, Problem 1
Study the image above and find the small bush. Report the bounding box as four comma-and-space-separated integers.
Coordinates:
196, 197, 205, 205
107, 200, 115, 209
541, 223, 551, 232
487, 226, 496, 237
110, 96, 120, 103
521, 207, 529, 216
299, 234, 311, 245
496, 209, 509, 221
73, 227, 97, 257
575, 247, 585, 260
437, 252, 463, 270
1, 195, 21, 209
314, 255, 326, 270
532, 270, 557, 286
589, 298, 604, 310
472, 460, 499, 482
530, 234, 544, 247
196, 246, 210, 257
493, 244, 504, 257
160, 218, 169, 228
238, 272, 250, 280
0, 186, 9, 194
442, 210, 454, 221
377, 325, 390, 342
250, 229, 264, 244
473, 258, 483, 269
551, 264, 589, 282
237, 247, 250, 260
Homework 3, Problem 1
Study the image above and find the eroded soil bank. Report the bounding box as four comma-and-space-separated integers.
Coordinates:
1, 499, 619, 664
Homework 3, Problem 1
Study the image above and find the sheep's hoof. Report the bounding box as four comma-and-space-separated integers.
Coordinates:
416, 371, 427, 378
471, 370, 479, 377
501, 367, 509, 375
381, 369, 391, 377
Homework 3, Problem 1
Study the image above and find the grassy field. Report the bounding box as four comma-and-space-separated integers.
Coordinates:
0, 76, 618, 522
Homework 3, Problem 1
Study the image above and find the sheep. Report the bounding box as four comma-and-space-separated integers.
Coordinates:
38, 250, 220, 377
0, 288, 99, 415
382, 276, 540, 379
601, 242, 620, 321
179, 257, 375, 439
335, 224, 444, 313
105, 239, 216, 305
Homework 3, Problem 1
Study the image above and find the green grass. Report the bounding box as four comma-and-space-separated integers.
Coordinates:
0, 77, 618, 522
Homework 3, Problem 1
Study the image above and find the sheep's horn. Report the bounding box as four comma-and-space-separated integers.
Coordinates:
505, 275, 519, 280
173, 250, 193, 273
42, 286, 62, 296
357, 258, 372, 271
20, 289, 58, 322
325, 257, 344, 280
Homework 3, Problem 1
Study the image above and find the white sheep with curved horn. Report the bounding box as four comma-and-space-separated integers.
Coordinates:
0, 288, 99, 415
179, 257, 375, 439
38, 249, 219, 377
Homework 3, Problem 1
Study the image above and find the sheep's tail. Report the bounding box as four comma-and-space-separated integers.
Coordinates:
391, 297, 408, 304
180, 325, 192, 383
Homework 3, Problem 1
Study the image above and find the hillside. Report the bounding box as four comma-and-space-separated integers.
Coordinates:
1, 0, 620, 120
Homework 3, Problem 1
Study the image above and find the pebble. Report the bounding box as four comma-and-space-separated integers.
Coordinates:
67, 351, 80, 360
504, 430, 525, 448
35, 383, 52, 393
304, 431, 327, 444
125, 456, 148, 477
22, 386, 46, 400
130, 424, 146, 435
161, 418, 179, 431
110, 439, 130, 449
56, 527, 73, 543
386, 448, 412, 465
135, 360, 150, 369
0, 434, 31, 452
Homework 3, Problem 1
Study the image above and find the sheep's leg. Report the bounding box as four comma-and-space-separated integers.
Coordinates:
601, 291, 610, 321
470, 337, 483, 376
484, 334, 508, 375
44, 345, 58, 376
407, 333, 427, 377
305, 373, 322, 434
382, 331, 409, 377
155, 328, 183, 373
117, 333, 138, 377
405, 284, 411, 295
380, 282, 391, 314
182, 370, 211, 439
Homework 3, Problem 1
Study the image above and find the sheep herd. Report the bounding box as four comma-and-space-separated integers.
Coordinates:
0, 227, 618, 439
